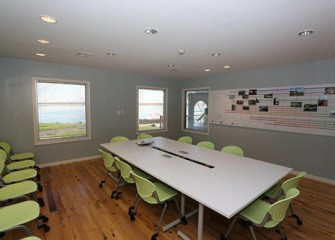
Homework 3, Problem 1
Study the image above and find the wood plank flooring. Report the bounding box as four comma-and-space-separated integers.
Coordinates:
2, 158, 335, 240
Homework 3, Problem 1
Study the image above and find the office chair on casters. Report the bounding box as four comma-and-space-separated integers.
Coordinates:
112, 157, 150, 200
196, 141, 215, 150
0, 200, 50, 236
263, 171, 306, 225
137, 134, 153, 140
110, 136, 130, 142
98, 149, 119, 188
221, 188, 300, 240
221, 146, 244, 157
130, 170, 182, 240
20, 237, 41, 240
178, 136, 193, 144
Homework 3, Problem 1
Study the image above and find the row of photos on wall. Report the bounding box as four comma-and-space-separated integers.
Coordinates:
209, 84, 335, 136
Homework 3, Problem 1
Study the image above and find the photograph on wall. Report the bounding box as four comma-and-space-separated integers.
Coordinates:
318, 95, 328, 106
231, 104, 236, 111
291, 102, 302, 107
273, 98, 279, 105
249, 99, 257, 105
242, 94, 249, 99
325, 87, 335, 94
289, 87, 304, 96
238, 90, 246, 96
243, 106, 249, 110
229, 95, 235, 99
304, 104, 317, 112
330, 110, 335, 118
264, 93, 273, 98
249, 89, 257, 95
236, 100, 244, 105
259, 106, 269, 112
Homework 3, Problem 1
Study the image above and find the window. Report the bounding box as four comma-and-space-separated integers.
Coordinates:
32, 77, 91, 145
182, 88, 209, 134
137, 86, 167, 133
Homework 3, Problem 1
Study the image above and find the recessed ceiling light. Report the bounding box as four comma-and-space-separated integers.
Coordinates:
144, 28, 158, 35
178, 49, 186, 55
39, 15, 57, 24
107, 52, 116, 56
37, 39, 50, 44
298, 29, 314, 36
36, 53, 46, 57
211, 53, 221, 57
223, 65, 231, 69
167, 64, 174, 68
204, 69, 211, 72
75, 52, 91, 57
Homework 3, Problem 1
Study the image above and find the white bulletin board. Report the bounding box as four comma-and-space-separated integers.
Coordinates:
209, 84, 335, 137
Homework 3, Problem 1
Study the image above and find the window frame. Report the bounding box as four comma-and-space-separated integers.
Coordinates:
32, 77, 91, 145
136, 86, 168, 134
182, 87, 210, 135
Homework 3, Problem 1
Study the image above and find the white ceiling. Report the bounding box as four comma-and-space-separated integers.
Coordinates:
1, 0, 335, 80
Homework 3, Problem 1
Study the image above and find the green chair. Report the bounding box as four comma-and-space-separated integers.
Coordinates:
130, 170, 182, 240
221, 188, 300, 240
0, 142, 35, 161
137, 134, 153, 140
98, 149, 119, 188
178, 136, 193, 144
110, 136, 130, 142
196, 141, 215, 150
263, 171, 306, 225
0, 180, 45, 207
112, 157, 150, 200
0, 156, 43, 192
20, 237, 42, 240
221, 146, 244, 157
0, 149, 39, 174
0, 200, 50, 235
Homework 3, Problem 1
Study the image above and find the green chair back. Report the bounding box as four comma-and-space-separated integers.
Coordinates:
131, 170, 158, 204
221, 146, 244, 157
265, 188, 300, 228
114, 157, 134, 184
0, 142, 10, 154
98, 149, 117, 171
196, 141, 215, 150
281, 172, 306, 195
178, 136, 192, 144
110, 136, 129, 142
137, 134, 153, 140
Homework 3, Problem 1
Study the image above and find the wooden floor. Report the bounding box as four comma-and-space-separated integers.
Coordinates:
3, 158, 335, 240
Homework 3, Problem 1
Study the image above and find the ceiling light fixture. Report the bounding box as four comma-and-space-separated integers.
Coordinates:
36, 53, 46, 57
107, 52, 116, 56
223, 65, 230, 69
178, 49, 186, 55
298, 29, 314, 36
211, 53, 221, 56
75, 52, 91, 57
39, 15, 57, 24
167, 64, 174, 68
144, 28, 158, 35
204, 69, 211, 72
37, 39, 50, 44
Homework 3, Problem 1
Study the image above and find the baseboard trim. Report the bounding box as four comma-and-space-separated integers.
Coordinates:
38, 155, 100, 168
291, 170, 335, 186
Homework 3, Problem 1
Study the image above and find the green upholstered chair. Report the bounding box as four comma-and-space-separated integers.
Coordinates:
0, 180, 45, 207
221, 188, 300, 240
0, 142, 35, 161
130, 170, 182, 240
196, 141, 215, 150
137, 134, 153, 140
0, 149, 38, 175
110, 136, 130, 142
221, 146, 244, 157
20, 237, 42, 240
263, 171, 306, 225
112, 157, 150, 200
177, 136, 193, 144
98, 149, 119, 188
0, 156, 43, 192
0, 200, 50, 235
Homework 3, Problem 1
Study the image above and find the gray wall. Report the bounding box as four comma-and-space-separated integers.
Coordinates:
178, 58, 335, 180
0, 57, 181, 164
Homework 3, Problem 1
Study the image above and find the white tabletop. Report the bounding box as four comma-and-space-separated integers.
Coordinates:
101, 137, 291, 219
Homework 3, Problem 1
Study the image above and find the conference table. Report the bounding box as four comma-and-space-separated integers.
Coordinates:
101, 137, 291, 240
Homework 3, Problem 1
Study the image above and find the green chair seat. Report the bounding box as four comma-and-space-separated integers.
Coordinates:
20, 237, 41, 240
221, 146, 244, 157
239, 199, 272, 226
0, 201, 40, 232
3, 169, 37, 184
0, 181, 37, 201
111, 136, 129, 142
178, 136, 193, 144
150, 181, 178, 203
6, 159, 36, 171
264, 184, 282, 199
10, 152, 35, 161
137, 134, 153, 140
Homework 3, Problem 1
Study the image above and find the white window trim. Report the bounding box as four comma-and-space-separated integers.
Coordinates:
181, 87, 210, 135
136, 85, 168, 134
32, 77, 92, 145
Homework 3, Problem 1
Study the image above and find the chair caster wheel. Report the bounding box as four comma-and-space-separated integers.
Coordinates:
99, 183, 103, 188
99, 181, 105, 188
43, 216, 49, 223
38, 185, 43, 192
151, 233, 158, 240
128, 206, 134, 215
37, 174, 41, 181
297, 219, 303, 225
180, 216, 187, 225
44, 224, 51, 232
38, 198, 45, 207
220, 234, 227, 240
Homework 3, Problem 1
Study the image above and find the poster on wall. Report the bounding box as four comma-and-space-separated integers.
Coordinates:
209, 84, 335, 137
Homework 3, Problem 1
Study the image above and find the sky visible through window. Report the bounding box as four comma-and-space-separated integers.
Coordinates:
37, 82, 85, 103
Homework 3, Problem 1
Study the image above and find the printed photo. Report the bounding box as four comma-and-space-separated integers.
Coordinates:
249, 99, 257, 105
236, 100, 244, 105
318, 95, 328, 106
264, 93, 273, 98
231, 104, 236, 111
229, 95, 235, 99
303, 104, 317, 112
289, 87, 304, 96
242, 94, 249, 99
291, 102, 302, 107
238, 90, 246, 96
273, 98, 279, 105
330, 110, 335, 118
249, 89, 257, 95
243, 106, 249, 110
259, 106, 269, 112
325, 87, 335, 95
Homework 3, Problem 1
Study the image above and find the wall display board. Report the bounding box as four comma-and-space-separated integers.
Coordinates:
209, 84, 335, 136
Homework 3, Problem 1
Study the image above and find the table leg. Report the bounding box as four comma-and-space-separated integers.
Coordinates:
198, 203, 204, 240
